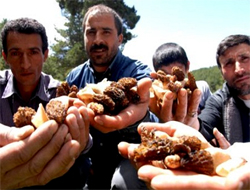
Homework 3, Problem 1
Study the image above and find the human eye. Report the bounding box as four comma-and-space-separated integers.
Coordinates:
103, 28, 111, 35
223, 59, 234, 68
239, 53, 250, 63
29, 48, 40, 56
86, 29, 96, 35
32, 49, 40, 54
10, 50, 21, 57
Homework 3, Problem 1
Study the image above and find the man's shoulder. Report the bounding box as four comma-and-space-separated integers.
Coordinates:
41, 72, 60, 89
209, 83, 229, 104
0, 69, 12, 85
196, 80, 210, 89
68, 63, 89, 76
0, 69, 11, 78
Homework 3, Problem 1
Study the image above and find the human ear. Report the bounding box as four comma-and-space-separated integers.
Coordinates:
186, 61, 190, 72
118, 34, 123, 45
43, 49, 49, 62
2, 51, 9, 66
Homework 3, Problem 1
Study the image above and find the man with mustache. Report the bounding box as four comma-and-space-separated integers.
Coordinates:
191, 34, 250, 144
66, 4, 154, 189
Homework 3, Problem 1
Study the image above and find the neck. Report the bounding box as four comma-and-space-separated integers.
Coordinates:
93, 65, 109, 73
16, 82, 38, 103
239, 94, 250, 100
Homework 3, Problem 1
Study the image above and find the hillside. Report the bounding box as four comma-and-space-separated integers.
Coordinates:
191, 66, 224, 92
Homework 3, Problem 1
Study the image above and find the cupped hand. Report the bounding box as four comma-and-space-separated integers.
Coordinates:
118, 121, 249, 190
0, 120, 80, 189
137, 162, 250, 190
65, 99, 90, 153
0, 124, 34, 146
149, 74, 201, 130
137, 121, 209, 145
87, 77, 152, 133
118, 121, 211, 169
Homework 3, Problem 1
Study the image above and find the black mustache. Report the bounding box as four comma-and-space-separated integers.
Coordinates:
90, 44, 108, 51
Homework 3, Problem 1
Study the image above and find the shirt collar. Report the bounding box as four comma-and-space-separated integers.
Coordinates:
87, 49, 122, 81
36, 73, 52, 102
2, 71, 54, 102
2, 71, 15, 98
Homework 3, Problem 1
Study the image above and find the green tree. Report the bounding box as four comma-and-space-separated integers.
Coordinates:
44, 0, 140, 80
192, 66, 224, 92
0, 19, 8, 70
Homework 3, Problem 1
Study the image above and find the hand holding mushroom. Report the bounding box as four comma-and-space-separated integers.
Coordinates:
149, 67, 202, 128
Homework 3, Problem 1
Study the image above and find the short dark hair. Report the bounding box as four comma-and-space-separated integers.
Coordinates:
1, 17, 48, 55
152, 42, 189, 71
82, 4, 123, 36
216, 34, 250, 68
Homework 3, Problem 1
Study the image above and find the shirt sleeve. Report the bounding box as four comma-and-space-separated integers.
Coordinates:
81, 134, 93, 154
198, 92, 224, 141
196, 80, 212, 110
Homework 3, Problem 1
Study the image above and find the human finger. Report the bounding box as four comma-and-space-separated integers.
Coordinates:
66, 106, 82, 142
149, 94, 161, 117
138, 165, 197, 183
73, 97, 86, 108
173, 88, 188, 122
150, 173, 225, 190
78, 106, 90, 152
92, 78, 152, 132
138, 121, 210, 148
158, 90, 175, 122
0, 120, 59, 174
118, 141, 131, 159
9, 140, 80, 189
1, 121, 67, 188
3, 124, 68, 182
185, 89, 201, 125
0, 125, 34, 146
118, 141, 139, 159
37, 140, 80, 183
138, 165, 227, 190
150, 72, 157, 79
213, 128, 230, 149
66, 106, 90, 153
136, 77, 152, 102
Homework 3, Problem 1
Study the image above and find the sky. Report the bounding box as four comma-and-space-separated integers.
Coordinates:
1, 0, 250, 71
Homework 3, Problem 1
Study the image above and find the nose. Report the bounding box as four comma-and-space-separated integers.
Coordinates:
93, 31, 104, 45
20, 53, 31, 69
235, 60, 244, 74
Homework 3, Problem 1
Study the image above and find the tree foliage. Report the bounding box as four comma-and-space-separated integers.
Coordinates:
44, 0, 140, 80
0, 2, 224, 92
191, 66, 224, 92
0, 19, 8, 70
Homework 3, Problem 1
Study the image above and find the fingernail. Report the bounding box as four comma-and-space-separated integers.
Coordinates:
180, 90, 186, 96
166, 92, 174, 99
69, 142, 79, 158
195, 89, 201, 95
138, 176, 149, 182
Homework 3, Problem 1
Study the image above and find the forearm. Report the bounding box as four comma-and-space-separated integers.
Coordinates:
198, 118, 215, 142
